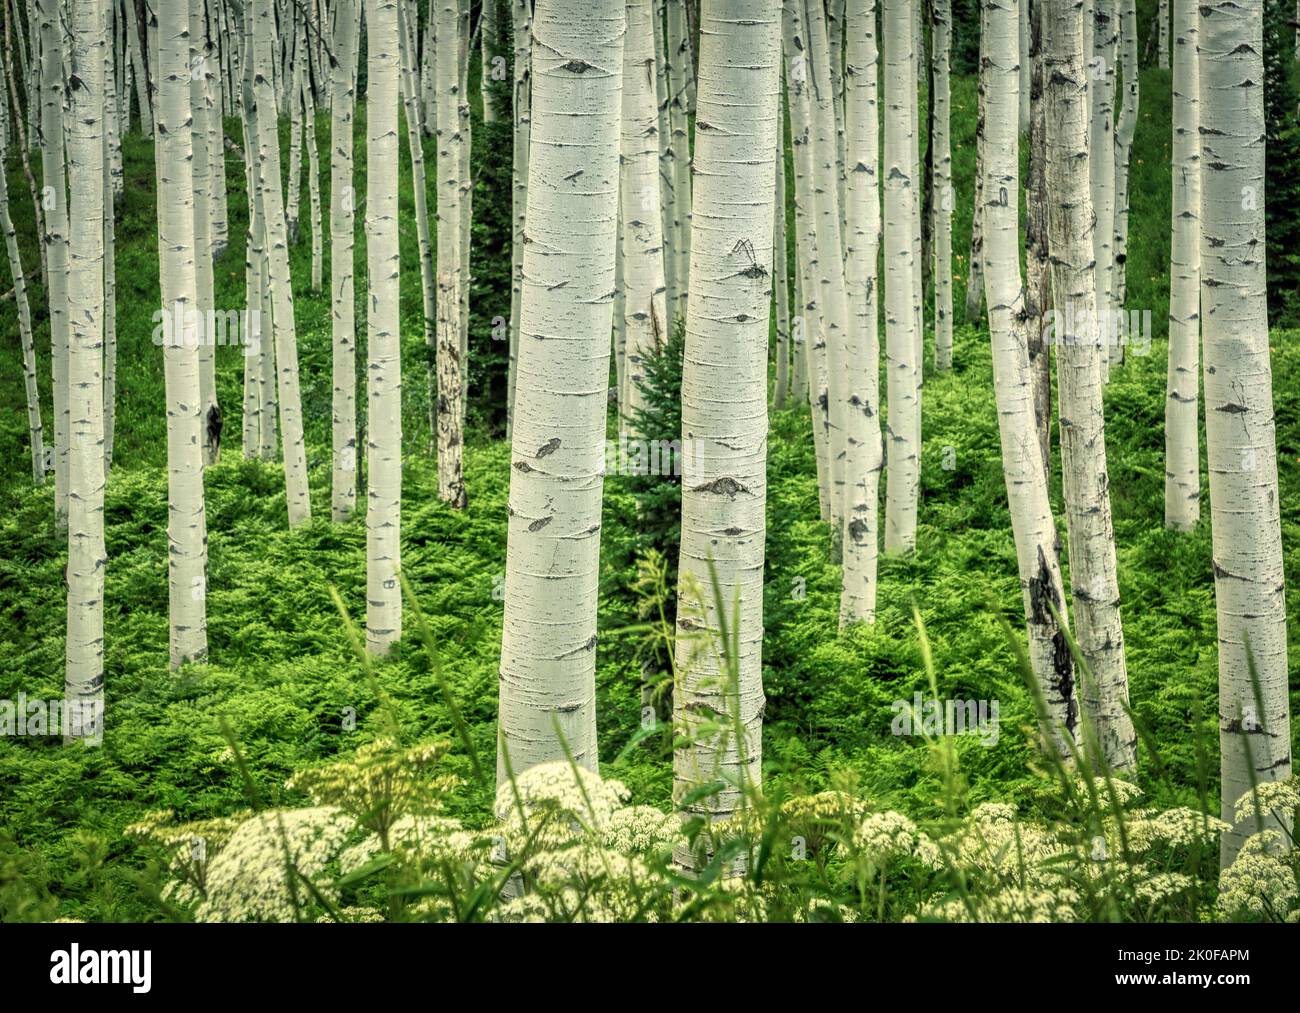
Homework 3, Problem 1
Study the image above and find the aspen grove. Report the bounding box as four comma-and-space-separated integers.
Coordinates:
0, 0, 1298, 931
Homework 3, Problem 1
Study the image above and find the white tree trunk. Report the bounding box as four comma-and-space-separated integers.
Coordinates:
102, 10, 118, 473
365, 0, 403, 655
507, 0, 531, 440
983, 0, 1077, 760
38, 0, 69, 527
882, 0, 921, 555
251, 0, 311, 525
302, 70, 321, 291
331, 0, 358, 520
1165, 0, 1200, 531
665, 0, 692, 321
932, 0, 953, 370
1112, 0, 1138, 315
480, 0, 500, 122
673, 0, 780, 868
619, 0, 667, 434
190, 0, 219, 466
204, 6, 228, 258
435, 0, 466, 504
1158, 0, 1170, 68
773, 98, 791, 410
156, 0, 209, 670
64, 0, 107, 744
1199, 0, 1292, 866
497, 0, 624, 783
1090, 0, 1119, 373
841, 0, 883, 626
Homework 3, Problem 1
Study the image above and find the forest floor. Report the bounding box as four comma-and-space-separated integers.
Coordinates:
0, 66, 1297, 921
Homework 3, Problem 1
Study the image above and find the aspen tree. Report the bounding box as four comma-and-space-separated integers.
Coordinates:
286, 15, 304, 241
480, 0, 499, 122
783, 0, 832, 523
1165, 0, 1200, 531
64, 0, 107, 745
932, 0, 953, 370
122, 0, 151, 133
251, 0, 311, 525
507, 0, 531, 439
331, 0, 358, 520
828, 0, 846, 238
841, 0, 883, 626
1158, 0, 1169, 68
665, 0, 692, 319
302, 70, 321, 292
804, 0, 851, 529
654, 0, 679, 322
497, 0, 624, 782
397, 0, 436, 443
456, 0, 471, 415
1090, 0, 1119, 372
204, 7, 228, 258
773, 98, 791, 410
673, 0, 780, 867
103, 8, 117, 473
983, 0, 1077, 758
365, 0, 403, 655
1025, 0, 1051, 475
964, 71, 985, 325
0, 52, 43, 484
619, 0, 667, 433
435, 0, 466, 505
1199, 0, 1292, 866
190, 0, 219, 466
37, 0, 70, 526
1112, 0, 1137, 314
155, 0, 210, 670
3, 0, 46, 291
883, 0, 921, 555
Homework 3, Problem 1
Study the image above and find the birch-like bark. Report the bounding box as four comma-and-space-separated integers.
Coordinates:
302, 70, 321, 291
619, 0, 667, 434
156, 0, 208, 669
932, 0, 953, 370
783, 0, 832, 523
64, 0, 107, 745
883, 0, 920, 555
189, 0, 220, 467
435, 0, 466, 504
804, 0, 851, 530
366, 0, 403, 654
983, 0, 1077, 759
103, 13, 117, 473
673, 0, 779, 867
480, 0, 499, 122
331, 0, 358, 520
38, 0, 69, 526
0, 56, 43, 483
828, 0, 846, 241
1199, 0, 1292, 866
773, 98, 791, 410
1090, 0, 1119, 372
204, 6, 228, 258
1158, 0, 1169, 68
841, 0, 882, 626
1165, 0, 1200, 531
665, 0, 692, 319
506, 0, 531, 440
286, 14, 304, 242
251, 0, 311, 525
456, 0, 471, 416
497, 0, 624, 783
964, 59, 985, 324
397, 0, 436, 447
654, 1, 679, 322
1025, 0, 1051, 476
1112, 0, 1137, 313
123, 0, 150, 133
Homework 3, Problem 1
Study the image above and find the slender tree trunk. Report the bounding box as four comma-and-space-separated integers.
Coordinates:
1158, 0, 1169, 68
654, 1, 680, 323
456, 0, 471, 419
783, 0, 832, 523
1018, 0, 1030, 131
619, 0, 667, 434
673, 0, 780, 870
497, 0, 624, 783
983, 0, 1077, 760
3, 0, 46, 288
190, 0, 219, 466
64, 0, 107, 746
331, 0, 358, 520
932, 0, 953, 370
1165, 0, 1200, 530
1025, 0, 1051, 477
0, 55, 43, 484
964, 59, 985, 324
841, 0, 883, 626
156, 0, 208, 670
773, 95, 791, 410
251, 0, 311, 526
366, 0, 403, 654
38, 0, 69, 527
435, 0, 466, 504
1199, 0, 1292, 867
302, 70, 321, 290
102, 12, 117, 474
480, 0, 500, 122
123, 0, 150, 133
506, 0, 531, 440
1090, 0, 1119, 374
1112, 0, 1137, 316
204, 6, 228, 258
665, 0, 692, 321
883, 0, 921, 555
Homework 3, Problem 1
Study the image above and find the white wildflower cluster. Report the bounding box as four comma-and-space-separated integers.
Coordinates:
915, 886, 1081, 923
1107, 806, 1230, 855
194, 806, 356, 923
124, 808, 252, 908
1231, 777, 1300, 825
495, 761, 631, 849
338, 814, 478, 876
1071, 777, 1144, 810
1217, 830, 1300, 922
600, 805, 683, 856
852, 812, 941, 868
